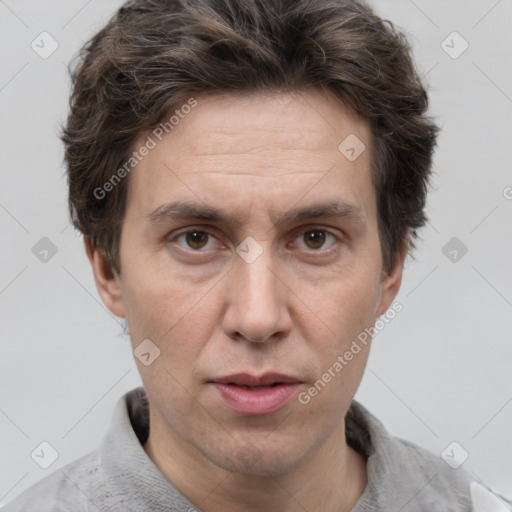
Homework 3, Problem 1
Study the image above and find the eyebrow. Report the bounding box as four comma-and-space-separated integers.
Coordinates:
146, 200, 365, 227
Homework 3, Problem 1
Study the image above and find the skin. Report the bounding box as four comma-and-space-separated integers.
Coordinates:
87, 88, 407, 512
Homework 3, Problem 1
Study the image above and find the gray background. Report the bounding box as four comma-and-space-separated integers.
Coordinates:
1, 0, 511, 506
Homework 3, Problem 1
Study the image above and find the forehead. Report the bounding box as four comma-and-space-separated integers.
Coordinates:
171, 89, 368, 161
126, 88, 375, 222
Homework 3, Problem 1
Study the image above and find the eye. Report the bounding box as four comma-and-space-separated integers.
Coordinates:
292, 229, 338, 251
174, 230, 217, 251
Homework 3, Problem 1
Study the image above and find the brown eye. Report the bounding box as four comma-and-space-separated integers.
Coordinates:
184, 231, 210, 250
291, 228, 338, 253
303, 230, 327, 250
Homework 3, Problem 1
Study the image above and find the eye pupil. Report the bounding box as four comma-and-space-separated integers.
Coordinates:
304, 230, 326, 249
186, 231, 208, 249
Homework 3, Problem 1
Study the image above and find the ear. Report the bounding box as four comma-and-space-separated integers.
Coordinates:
84, 237, 126, 318
376, 239, 408, 317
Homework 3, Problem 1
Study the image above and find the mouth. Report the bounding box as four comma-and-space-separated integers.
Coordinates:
209, 373, 303, 415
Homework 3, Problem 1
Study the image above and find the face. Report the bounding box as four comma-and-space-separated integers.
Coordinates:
89, 89, 404, 477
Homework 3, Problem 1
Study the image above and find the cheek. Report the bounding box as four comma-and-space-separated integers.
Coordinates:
297, 263, 382, 348
297, 277, 377, 414
331, 277, 380, 335
119, 253, 210, 354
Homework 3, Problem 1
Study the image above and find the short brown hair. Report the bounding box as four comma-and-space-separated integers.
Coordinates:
63, 0, 438, 275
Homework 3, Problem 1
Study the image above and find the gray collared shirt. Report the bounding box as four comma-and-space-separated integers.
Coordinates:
2, 387, 509, 511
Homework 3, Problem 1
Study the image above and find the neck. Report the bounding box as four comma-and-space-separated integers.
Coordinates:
143, 409, 367, 512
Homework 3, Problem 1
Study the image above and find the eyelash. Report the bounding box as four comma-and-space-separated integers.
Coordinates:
169, 226, 341, 255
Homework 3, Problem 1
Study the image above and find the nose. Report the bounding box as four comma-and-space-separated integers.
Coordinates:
221, 247, 292, 344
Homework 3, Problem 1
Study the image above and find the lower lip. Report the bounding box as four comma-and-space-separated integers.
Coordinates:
211, 383, 301, 415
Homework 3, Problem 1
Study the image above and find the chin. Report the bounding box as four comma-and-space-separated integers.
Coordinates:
201, 436, 315, 477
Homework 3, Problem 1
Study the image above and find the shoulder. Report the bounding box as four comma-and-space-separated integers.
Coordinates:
393, 439, 512, 511
391, 436, 474, 509
1, 387, 153, 512
349, 401, 512, 511
1, 448, 108, 512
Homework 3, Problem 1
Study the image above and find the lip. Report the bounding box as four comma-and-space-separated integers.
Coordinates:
210, 373, 303, 415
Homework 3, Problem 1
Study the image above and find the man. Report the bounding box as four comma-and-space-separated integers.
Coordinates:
3, 0, 510, 510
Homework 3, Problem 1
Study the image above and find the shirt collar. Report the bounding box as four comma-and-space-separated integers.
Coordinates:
100, 387, 472, 511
